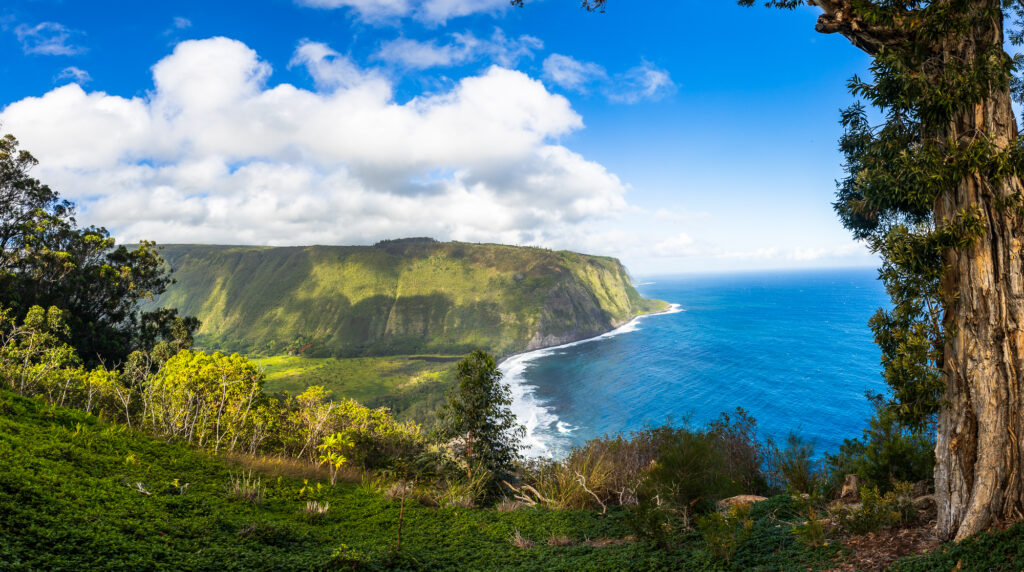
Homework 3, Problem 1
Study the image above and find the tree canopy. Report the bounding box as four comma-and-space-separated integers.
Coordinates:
0, 132, 196, 365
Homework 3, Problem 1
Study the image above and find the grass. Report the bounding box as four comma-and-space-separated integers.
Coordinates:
252, 354, 461, 426
254, 354, 459, 404
0, 389, 847, 571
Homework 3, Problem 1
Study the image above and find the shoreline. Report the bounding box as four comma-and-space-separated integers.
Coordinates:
496, 301, 679, 367
498, 302, 683, 458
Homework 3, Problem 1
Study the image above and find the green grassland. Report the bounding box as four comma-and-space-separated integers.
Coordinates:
153, 239, 667, 359
0, 390, 837, 571
3, 390, 1023, 570
254, 355, 461, 426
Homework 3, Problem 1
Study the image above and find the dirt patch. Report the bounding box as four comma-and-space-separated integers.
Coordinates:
582, 536, 634, 548
828, 523, 940, 571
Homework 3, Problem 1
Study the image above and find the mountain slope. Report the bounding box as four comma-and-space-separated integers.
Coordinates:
153, 239, 666, 357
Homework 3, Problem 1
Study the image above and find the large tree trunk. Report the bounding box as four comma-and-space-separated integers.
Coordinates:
932, 3, 1024, 541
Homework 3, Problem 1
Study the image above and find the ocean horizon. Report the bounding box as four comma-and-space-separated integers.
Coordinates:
500, 266, 890, 459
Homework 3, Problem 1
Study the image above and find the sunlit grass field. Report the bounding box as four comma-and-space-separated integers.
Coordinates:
252, 354, 463, 426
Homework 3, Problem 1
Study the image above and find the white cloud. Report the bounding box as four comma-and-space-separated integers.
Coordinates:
173, 17, 193, 29
607, 60, 676, 104
542, 54, 606, 92
654, 233, 697, 257
290, 40, 382, 91
0, 37, 627, 250
14, 22, 85, 56
56, 66, 91, 84
296, 0, 510, 24
542, 54, 675, 104
375, 28, 541, 69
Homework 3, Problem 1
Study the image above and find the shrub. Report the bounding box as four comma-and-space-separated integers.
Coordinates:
766, 433, 826, 494
696, 504, 754, 564
626, 427, 744, 545
833, 482, 916, 535
707, 408, 770, 495
826, 393, 935, 493
792, 496, 829, 548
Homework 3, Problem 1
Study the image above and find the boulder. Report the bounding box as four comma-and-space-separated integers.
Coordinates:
717, 495, 768, 512
840, 474, 860, 502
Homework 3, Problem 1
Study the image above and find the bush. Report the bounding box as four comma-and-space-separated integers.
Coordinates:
766, 433, 826, 494
833, 482, 916, 535
696, 504, 754, 564
826, 393, 935, 493
707, 408, 770, 496
626, 427, 744, 545
519, 412, 769, 513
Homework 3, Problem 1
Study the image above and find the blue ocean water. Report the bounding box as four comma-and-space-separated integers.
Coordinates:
500, 268, 891, 459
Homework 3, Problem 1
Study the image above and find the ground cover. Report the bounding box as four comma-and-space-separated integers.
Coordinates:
0, 389, 845, 571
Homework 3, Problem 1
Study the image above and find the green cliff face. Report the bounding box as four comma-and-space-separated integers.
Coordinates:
153, 239, 667, 358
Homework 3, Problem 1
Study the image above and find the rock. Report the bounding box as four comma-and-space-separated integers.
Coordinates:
717, 495, 768, 512
840, 474, 860, 502
913, 494, 936, 510
912, 480, 930, 497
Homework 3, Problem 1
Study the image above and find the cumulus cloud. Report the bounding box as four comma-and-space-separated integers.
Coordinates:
375, 28, 541, 69
0, 37, 627, 249
542, 54, 675, 104
14, 22, 85, 56
296, 0, 510, 24
56, 66, 91, 84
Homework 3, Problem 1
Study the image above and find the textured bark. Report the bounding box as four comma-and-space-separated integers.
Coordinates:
812, 0, 1024, 541
930, 3, 1024, 542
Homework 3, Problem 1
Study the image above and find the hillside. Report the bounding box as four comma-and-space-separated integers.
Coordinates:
5, 389, 1021, 571
0, 390, 830, 570
153, 239, 667, 358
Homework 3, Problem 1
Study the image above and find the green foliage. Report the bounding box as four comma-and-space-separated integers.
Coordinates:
436, 350, 524, 486
146, 350, 272, 453
733, 0, 1024, 437
626, 427, 744, 545
826, 393, 935, 492
254, 354, 459, 427
765, 433, 826, 495
153, 242, 667, 359
833, 482, 916, 536
892, 521, 1024, 571
695, 504, 754, 565
0, 132, 195, 366
792, 507, 828, 549
0, 388, 851, 571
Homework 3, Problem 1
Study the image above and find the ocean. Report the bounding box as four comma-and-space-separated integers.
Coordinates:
500, 267, 891, 459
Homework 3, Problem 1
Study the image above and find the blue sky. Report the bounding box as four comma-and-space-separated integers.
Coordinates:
0, 0, 876, 274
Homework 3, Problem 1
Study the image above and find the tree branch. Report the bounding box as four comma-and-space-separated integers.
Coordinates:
809, 0, 910, 55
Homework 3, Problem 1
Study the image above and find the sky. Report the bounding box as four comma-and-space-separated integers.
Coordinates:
0, 0, 878, 275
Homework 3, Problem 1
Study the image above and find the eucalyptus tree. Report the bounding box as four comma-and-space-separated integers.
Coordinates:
521, 0, 1024, 541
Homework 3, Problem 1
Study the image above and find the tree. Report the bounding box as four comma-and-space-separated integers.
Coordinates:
0, 131, 193, 365
519, 0, 1024, 541
436, 350, 525, 481
741, 0, 1024, 542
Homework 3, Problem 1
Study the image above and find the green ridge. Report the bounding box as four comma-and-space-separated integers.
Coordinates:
153, 239, 667, 358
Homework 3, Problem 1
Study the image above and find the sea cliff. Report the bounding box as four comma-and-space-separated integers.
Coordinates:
153, 239, 667, 357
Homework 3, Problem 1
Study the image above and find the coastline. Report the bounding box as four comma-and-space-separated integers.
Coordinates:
497, 299, 677, 367
499, 302, 683, 458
